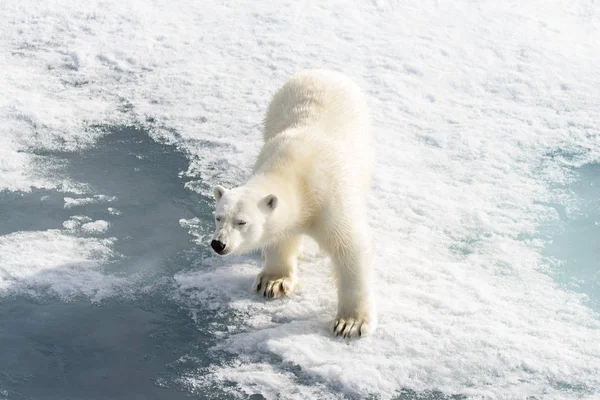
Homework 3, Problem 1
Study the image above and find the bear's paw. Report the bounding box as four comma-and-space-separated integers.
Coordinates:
331, 317, 373, 339
252, 273, 297, 299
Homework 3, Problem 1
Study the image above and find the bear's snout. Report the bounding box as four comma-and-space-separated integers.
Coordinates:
211, 239, 227, 255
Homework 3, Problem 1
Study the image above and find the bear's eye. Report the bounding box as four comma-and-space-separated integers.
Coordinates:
237, 221, 246, 226
216, 217, 222, 222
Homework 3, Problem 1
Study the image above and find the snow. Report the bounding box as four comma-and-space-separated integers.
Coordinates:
81, 220, 110, 234
107, 207, 121, 215
183, 361, 341, 400
1, 0, 600, 399
0, 230, 125, 302
64, 195, 117, 209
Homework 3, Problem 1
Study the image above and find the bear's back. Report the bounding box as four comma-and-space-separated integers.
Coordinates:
262, 70, 370, 142
257, 70, 373, 203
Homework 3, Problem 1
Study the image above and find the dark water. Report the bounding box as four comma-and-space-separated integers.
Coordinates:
0, 298, 199, 400
0, 127, 233, 400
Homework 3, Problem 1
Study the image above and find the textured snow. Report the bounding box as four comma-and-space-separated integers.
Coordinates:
0, 230, 125, 301
183, 361, 341, 400
107, 207, 121, 216
1, 0, 600, 399
81, 220, 110, 234
64, 195, 117, 209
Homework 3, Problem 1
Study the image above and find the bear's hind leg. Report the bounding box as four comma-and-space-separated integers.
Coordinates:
253, 235, 302, 299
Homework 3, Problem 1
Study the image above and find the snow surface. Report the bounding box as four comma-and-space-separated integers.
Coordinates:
1, 0, 600, 399
64, 195, 117, 209
0, 230, 124, 301
81, 220, 110, 234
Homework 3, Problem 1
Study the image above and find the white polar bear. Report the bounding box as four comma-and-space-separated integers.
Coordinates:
210, 69, 375, 339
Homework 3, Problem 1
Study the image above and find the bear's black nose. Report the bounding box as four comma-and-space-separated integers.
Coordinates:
211, 240, 226, 254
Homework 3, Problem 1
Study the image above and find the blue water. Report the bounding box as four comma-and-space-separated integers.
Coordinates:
0, 128, 597, 399
542, 163, 600, 312
0, 128, 235, 400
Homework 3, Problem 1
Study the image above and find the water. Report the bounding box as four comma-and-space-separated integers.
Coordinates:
0, 298, 198, 400
543, 163, 600, 312
0, 127, 234, 399
0, 128, 597, 399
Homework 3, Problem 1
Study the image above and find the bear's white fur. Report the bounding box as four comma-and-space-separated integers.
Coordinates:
211, 69, 375, 338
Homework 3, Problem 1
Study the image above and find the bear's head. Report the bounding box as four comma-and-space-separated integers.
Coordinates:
210, 185, 278, 255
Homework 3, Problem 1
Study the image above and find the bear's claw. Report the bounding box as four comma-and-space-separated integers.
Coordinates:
252, 273, 296, 299
331, 317, 371, 339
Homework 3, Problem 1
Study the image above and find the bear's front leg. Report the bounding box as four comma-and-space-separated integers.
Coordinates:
328, 227, 376, 339
253, 235, 302, 299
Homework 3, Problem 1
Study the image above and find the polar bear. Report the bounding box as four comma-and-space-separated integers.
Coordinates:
210, 70, 375, 339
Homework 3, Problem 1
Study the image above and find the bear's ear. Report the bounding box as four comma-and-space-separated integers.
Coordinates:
264, 194, 278, 210
213, 185, 227, 201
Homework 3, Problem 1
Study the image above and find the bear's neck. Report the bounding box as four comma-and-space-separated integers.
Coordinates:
246, 172, 307, 238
